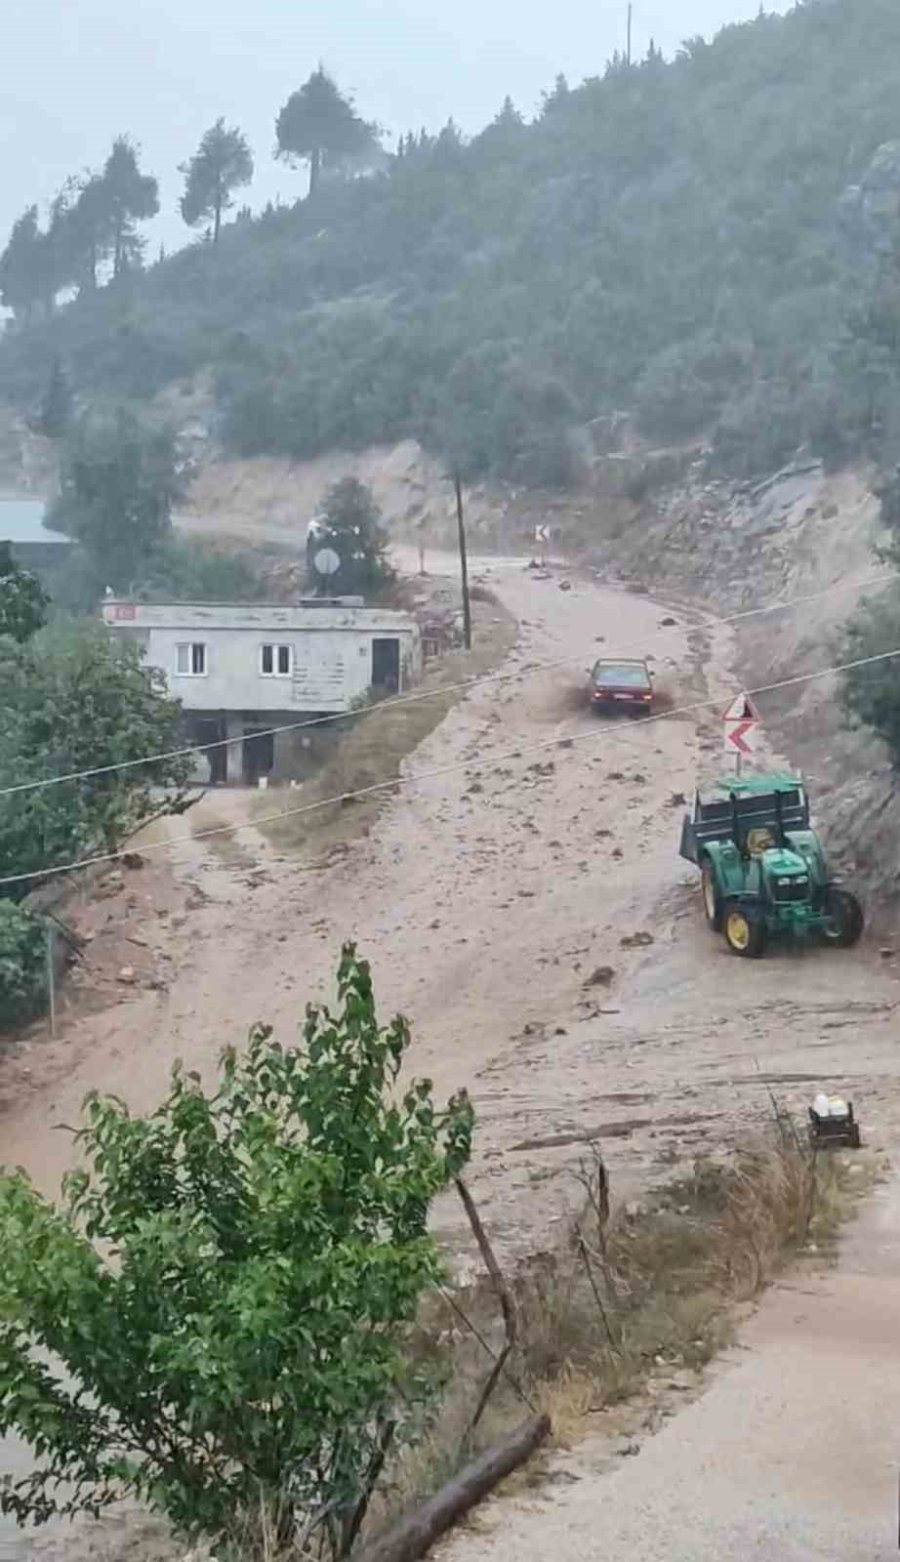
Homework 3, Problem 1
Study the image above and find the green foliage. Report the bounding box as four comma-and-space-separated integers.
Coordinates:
101, 137, 159, 277
841, 465, 900, 763
37, 355, 72, 438
0, 622, 191, 899
0, 208, 53, 321
0, 544, 48, 643
51, 407, 182, 593
0, 948, 474, 1553
276, 68, 380, 197
180, 120, 254, 243
137, 536, 264, 603
6, 2, 900, 482
0, 902, 46, 1029
840, 587, 900, 764
312, 477, 394, 599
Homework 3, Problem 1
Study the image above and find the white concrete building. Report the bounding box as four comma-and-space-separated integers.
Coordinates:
101, 598, 422, 785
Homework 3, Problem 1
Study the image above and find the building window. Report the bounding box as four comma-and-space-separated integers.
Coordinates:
260, 643, 292, 677
176, 642, 207, 677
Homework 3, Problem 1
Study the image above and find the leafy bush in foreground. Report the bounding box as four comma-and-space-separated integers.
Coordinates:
0, 949, 474, 1557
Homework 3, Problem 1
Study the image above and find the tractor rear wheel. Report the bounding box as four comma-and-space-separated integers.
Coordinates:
701, 862, 723, 931
822, 887, 865, 949
724, 903, 766, 959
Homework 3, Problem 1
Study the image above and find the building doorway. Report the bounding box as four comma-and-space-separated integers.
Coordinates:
193, 718, 227, 785
372, 637, 401, 694
243, 727, 275, 785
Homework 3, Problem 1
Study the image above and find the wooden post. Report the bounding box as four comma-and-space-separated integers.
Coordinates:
454, 472, 472, 651
45, 924, 56, 1039
355, 1415, 551, 1562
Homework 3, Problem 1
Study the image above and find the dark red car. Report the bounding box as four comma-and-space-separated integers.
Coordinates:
588, 657, 654, 716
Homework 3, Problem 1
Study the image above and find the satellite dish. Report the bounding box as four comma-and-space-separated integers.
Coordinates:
313, 547, 341, 578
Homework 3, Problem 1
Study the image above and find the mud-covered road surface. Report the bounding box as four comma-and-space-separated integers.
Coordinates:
5, 553, 900, 1560
3, 554, 900, 1258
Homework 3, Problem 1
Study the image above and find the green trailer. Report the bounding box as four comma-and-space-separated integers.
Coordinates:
679, 772, 864, 959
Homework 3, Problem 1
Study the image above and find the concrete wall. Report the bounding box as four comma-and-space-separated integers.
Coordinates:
103, 603, 422, 716
137, 624, 419, 713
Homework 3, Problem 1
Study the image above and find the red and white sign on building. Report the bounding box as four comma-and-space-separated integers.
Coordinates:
723, 691, 761, 767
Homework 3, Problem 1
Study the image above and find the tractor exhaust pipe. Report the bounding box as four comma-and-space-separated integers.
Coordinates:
774, 787, 786, 847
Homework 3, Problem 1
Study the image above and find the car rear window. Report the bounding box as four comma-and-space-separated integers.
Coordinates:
592, 663, 649, 687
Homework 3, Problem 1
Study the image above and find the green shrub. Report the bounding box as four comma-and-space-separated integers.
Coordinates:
0, 948, 474, 1554
0, 902, 46, 1030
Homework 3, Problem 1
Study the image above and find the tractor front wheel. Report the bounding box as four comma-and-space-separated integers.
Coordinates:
701, 862, 723, 931
822, 887, 865, 949
724, 903, 766, 959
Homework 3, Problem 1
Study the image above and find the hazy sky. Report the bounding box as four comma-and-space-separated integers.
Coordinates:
3, 0, 792, 251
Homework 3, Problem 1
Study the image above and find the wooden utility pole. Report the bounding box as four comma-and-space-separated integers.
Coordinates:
627, 2, 633, 65
454, 472, 472, 651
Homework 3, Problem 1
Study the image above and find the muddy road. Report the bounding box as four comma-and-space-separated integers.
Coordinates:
4, 555, 900, 1265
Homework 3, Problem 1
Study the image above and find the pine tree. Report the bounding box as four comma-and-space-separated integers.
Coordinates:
180, 120, 254, 243
276, 69, 379, 197
37, 357, 72, 438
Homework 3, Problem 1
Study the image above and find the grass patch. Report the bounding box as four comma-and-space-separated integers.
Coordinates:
252, 595, 517, 857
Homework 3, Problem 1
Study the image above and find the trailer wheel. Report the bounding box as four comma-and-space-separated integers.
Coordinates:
822, 887, 865, 949
701, 862, 723, 931
724, 903, 766, 959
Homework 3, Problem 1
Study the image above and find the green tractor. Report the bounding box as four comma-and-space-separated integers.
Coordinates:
679, 773, 864, 959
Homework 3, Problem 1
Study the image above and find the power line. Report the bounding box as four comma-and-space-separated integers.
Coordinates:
0, 567, 895, 801
2, 641, 897, 890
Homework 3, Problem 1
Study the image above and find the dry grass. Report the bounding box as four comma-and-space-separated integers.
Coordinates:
252, 596, 517, 858
365, 1128, 875, 1543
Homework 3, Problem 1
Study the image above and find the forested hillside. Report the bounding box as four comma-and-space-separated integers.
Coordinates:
4, 0, 900, 486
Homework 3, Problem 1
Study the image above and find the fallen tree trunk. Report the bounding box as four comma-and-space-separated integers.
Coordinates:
355, 1413, 551, 1562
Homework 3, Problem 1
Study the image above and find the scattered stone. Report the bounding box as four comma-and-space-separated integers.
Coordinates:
620, 932, 655, 949
559, 580, 573, 592
121, 852, 145, 870
632, 773, 647, 784
607, 771, 626, 783
554, 1026, 568, 1036
117, 965, 137, 986
659, 616, 678, 627
612, 848, 624, 860
670, 791, 687, 807
584, 965, 616, 989
558, 738, 575, 750
880, 947, 895, 959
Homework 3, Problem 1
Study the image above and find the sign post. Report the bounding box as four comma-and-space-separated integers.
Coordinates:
723, 692, 761, 777
534, 524, 549, 567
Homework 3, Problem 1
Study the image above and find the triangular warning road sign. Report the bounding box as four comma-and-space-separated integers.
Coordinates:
723, 691, 761, 723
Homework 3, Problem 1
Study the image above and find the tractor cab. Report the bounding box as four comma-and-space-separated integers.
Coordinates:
679, 773, 863, 958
